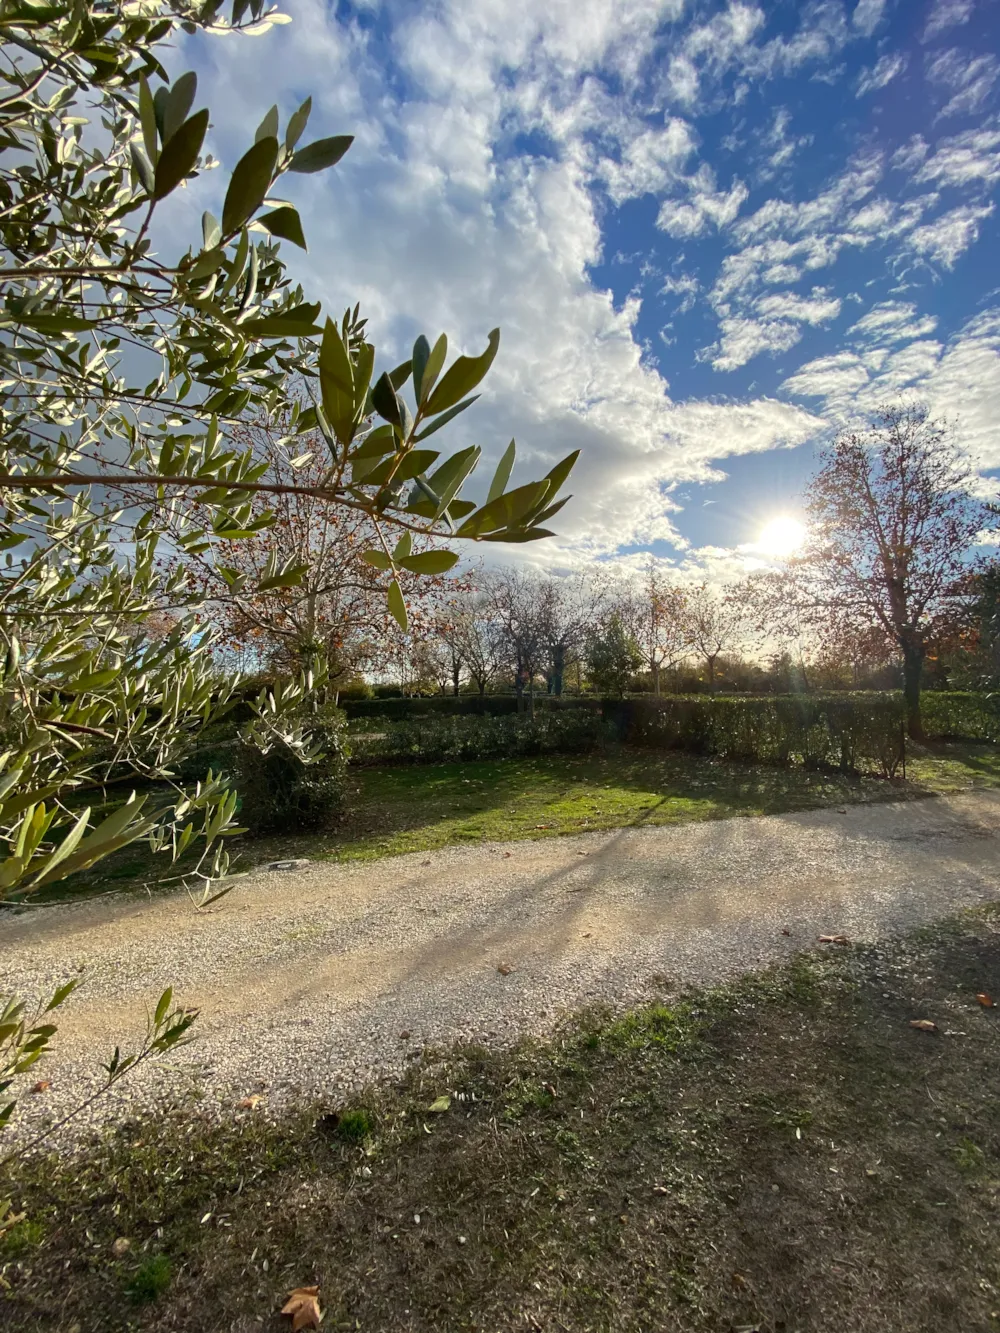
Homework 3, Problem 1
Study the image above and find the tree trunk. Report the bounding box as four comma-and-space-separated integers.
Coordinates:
452, 661, 460, 696
653, 661, 660, 697
902, 641, 925, 739
551, 643, 565, 697
706, 655, 717, 697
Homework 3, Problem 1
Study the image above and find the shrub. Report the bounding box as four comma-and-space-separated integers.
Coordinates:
125, 1254, 172, 1304
334, 1108, 375, 1141
607, 693, 905, 777
343, 694, 599, 722
920, 691, 1000, 742
236, 711, 350, 835
351, 711, 610, 765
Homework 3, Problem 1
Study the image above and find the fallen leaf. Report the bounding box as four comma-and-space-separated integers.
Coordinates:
817, 934, 851, 945
909, 1019, 938, 1032
534, 823, 553, 829
399, 1029, 411, 1040
781, 928, 791, 937
542, 1082, 557, 1099
503, 851, 512, 858
836, 807, 848, 814
237, 1094, 262, 1110
29, 1080, 50, 1094
731, 1272, 749, 1290
652, 1185, 669, 1196
497, 961, 514, 976
977, 992, 996, 1008
428, 1095, 451, 1113
281, 1285, 322, 1331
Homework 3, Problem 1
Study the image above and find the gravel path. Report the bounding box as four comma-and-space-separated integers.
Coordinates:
3, 790, 1000, 1146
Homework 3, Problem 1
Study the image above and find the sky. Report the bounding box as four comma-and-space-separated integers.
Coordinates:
174, 0, 1000, 581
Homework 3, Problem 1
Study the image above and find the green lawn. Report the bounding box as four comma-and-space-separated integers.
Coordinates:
258, 740, 1000, 867
4, 907, 1000, 1331
19, 741, 1000, 904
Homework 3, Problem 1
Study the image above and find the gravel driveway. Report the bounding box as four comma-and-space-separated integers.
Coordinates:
4, 790, 1000, 1145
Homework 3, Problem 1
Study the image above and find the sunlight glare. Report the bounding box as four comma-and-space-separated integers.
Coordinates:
758, 515, 806, 558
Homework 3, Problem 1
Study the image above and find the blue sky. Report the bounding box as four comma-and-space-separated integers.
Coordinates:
178, 0, 1000, 580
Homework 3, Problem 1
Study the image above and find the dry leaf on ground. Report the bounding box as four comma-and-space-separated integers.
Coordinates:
29, 1080, 50, 1094
497, 961, 514, 976
909, 1019, 938, 1032
976, 992, 996, 1008
237, 1094, 262, 1110
281, 1285, 322, 1331
781, 928, 791, 936
818, 934, 851, 945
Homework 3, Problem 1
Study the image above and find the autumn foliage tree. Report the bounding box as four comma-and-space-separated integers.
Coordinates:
772, 405, 983, 737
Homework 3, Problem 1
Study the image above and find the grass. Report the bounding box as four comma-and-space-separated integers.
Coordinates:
3, 907, 1000, 1331
15, 739, 1000, 907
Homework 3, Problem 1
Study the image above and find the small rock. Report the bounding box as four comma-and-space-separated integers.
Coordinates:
111, 1237, 131, 1257
399, 1030, 411, 1040
497, 961, 514, 976
457, 1235, 467, 1245
267, 858, 311, 872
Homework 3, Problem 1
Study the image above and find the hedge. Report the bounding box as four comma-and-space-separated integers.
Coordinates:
342, 694, 600, 722
349, 711, 610, 765
604, 693, 906, 777
920, 691, 1000, 742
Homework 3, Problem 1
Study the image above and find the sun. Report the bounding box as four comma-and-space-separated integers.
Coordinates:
757, 515, 806, 558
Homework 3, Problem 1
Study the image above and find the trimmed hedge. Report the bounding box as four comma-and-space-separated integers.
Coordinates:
342, 694, 600, 721
605, 693, 906, 777
350, 711, 610, 766
920, 691, 1000, 742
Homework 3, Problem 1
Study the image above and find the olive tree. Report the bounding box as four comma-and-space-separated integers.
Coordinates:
0, 0, 577, 1137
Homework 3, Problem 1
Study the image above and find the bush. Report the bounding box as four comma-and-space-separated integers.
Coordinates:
351, 711, 610, 765
235, 710, 350, 835
606, 693, 905, 777
343, 694, 599, 721
920, 691, 1000, 742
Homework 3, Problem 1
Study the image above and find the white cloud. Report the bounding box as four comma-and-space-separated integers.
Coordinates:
601, 118, 697, 203
926, 49, 999, 119
915, 126, 1000, 187
847, 300, 939, 343
756, 289, 842, 324
656, 167, 749, 237
852, 0, 886, 37
909, 201, 994, 265
891, 135, 930, 172
661, 273, 701, 313
922, 0, 975, 43
856, 52, 907, 97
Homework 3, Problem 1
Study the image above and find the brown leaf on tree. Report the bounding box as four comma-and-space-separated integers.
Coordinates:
281, 1285, 322, 1331
497, 961, 514, 976
909, 1019, 937, 1032
976, 992, 996, 1008
817, 934, 850, 945
29, 1080, 50, 1094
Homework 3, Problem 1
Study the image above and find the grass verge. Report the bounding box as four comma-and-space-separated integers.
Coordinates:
2, 908, 1000, 1331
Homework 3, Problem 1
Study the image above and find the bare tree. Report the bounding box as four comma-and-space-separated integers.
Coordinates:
778, 404, 983, 736
484, 568, 548, 714
681, 583, 747, 695
616, 561, 689, 695
452, 595, 506, 696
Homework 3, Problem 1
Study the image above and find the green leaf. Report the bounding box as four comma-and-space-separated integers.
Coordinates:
258, 205, 306, 250
418, 333, 447, 406
257, 563, 307, 590
363, 449, 439, 487
288, 134, 353, 173
480, 527, 556, 542
254, 103, 278, 144
387, 579, 407, 632
389, 359, 413, 391
130, 143, 155, 195
456, 480, 550, 537
351, 424, 395, 460
44, 978, 80, 1013
162, 71, 197, 144
154, 987, 173, 1027
16, 312, 96, 333
239, 303, 322, 338
542, 449, 580, 499
412, 334, 431, 403
398, 551, 459, 575
153, 108, 209, 201
411, 394, 479, 443
487, 439, 515, 503
424, 328, 499, 416
361, 550, 391, 570
428, 1094, 451, 1113
371, 371, 402, 429
202, 211, 222, 249
138, 73, 158, 163
222, 136, 279, 235
285, 96, 311, 150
